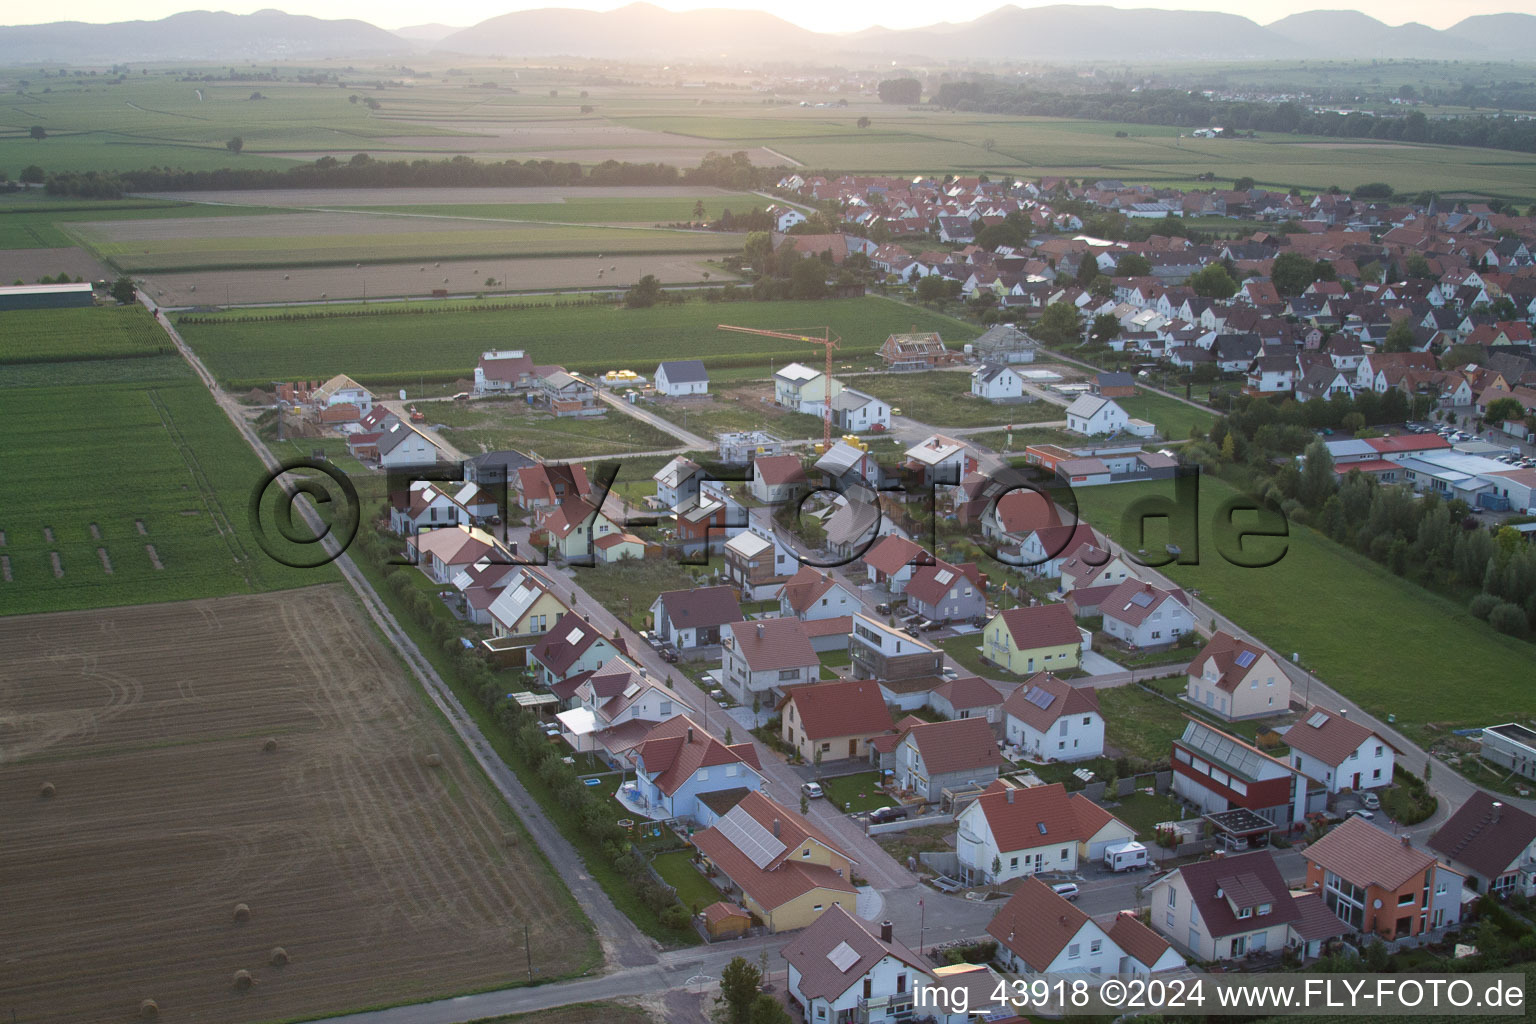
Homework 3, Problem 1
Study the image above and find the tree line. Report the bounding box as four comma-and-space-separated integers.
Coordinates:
933, 81, 1536, 156
38, 149, 785, 199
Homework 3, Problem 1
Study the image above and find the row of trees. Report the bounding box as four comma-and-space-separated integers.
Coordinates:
933, 81, 1536, 156
37, 149, 784, 198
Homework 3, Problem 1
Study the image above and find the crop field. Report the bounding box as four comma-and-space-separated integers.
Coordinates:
426, 398, 681, 460
0, 245, 110, 283
175, 296, 977, 389
0, 309, 327, 613
0, 196, 278, 249
335, 193, 768, 224
75, 210, 743, 273
1074, 475, 1536, 742
138, 252, 734, 306
0, 305, 172, 363
0, 586, 596, 1024
850, 370, 1067, 429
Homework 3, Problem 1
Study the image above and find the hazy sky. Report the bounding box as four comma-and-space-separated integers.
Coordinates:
2, 0, 1523, 32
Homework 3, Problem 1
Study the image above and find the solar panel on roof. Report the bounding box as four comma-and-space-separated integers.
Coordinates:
1307, 711, 1329, 729
565, 626, 585, 645
1025, 686, 1056, 710
622, 681, 642, 699
1234, 649, 1257, 669
827, 941, 861, 972
935, 569, 955, 585
1129, 591, 1154, 607
717, 806, 787, 869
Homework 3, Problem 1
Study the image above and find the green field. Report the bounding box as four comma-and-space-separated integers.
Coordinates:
0, 325, 331, 613
0, 305, 172, 363
1115, 391, 1217, 441
852, 371, 1066, 429
427, 398, 680, 460
176, 296, 978, 388
0, 197, 282, 248
1074, 475, 1536, 742
336, 194, 766, 224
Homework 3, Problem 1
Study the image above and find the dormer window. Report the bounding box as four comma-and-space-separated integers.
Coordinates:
1237, 906, 1252, 919
1258, 902, 1272, 916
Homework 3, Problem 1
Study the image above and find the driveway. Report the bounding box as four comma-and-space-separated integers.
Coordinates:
1079, 650, 1125, 676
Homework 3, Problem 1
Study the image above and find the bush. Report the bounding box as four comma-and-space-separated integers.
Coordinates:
1488, 602, 1530, 638
660, 904, 691, 930
1470, 592, 1501, 620
1380, 767, 1437, 825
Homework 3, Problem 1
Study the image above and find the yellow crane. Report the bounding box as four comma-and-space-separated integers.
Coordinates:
716, 324, 839, 448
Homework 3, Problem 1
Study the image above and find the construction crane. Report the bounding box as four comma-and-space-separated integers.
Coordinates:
717, 324, 839, 448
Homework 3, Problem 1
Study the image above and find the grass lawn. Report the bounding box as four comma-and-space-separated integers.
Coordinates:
1103, 791, 1188, 838
428, 398, 681, 461
651, 851, 721, 915
970, 426, 1089, 453
939, 634, 1031, 681
647, 384, 828, 440
1075, 475, 1536, 745
1114, 392, 1216, 442
177, 296, 977, 389
851, 371, 1065, 429
820, 771, 888, 814
1097, 686, 1193, 767
574, 557, 721, 630
818, 648, 852, 668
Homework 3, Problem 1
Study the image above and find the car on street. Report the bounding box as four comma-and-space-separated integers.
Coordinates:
658, 646, 679, 663
801, 782, 824, 799
1051, 883, 1081, 901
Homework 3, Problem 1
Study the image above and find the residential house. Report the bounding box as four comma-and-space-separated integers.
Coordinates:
1093, 372, 1137, 398
989, 878, 1182, 975
450, 557, 520, 625
539, 369, 598, 416
407, 525, 499, 584
1172, 718, 1321, 831
1148, 851, 1311, 961
376, 419, 441, 468
624, 716, 764, 823
309, 373, 375, 421
562, 665, 691, 764
721, 617, 821, 705
862, 534, 932, 593
1247, 355, 1299, 395
654, 359, 709, 397
652, 455, 703, 512
691, 791, 857, 933
958, 782, 1137, 884
783, 907, 933, 1024
537, 496, 618, 562
486, 566, 570, 639
780, 679, 894, 765
1065, 395, 1129, 437
473, 349, 535, 394
1428, 790, 1536, 898
830, 387, 891, 433
725, 527, 796, 601
971, 364, 1024, 401
1304, 818, 1462, 938
528, 616, 621, 688
1001, 672, 1104, 762
979, 488, 1062, 550
516, 464, 590, 509
849, 613, 943, 683
1185, 631, 1292, 721
814, 439, 882, 488
389, 480, 468, 536
1099, 580, 1194, 649
927, 676, 1004, 725
903, 560, 986, 624
892, 717, 1004, 802
750, 454, 808, 505
1285, 707, 1397, 794
778, 565, 860, 622
970, 323, 1039, 364
980, 604, 1083, 676
902, 434, 970, 487
767, 205, 807, 232
1058, 545, 1138, 595
775, 362, 841, 413
650, 586, 744, 649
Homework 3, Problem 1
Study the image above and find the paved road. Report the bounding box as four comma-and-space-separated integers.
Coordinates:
141, 298, 661, 976
593, 386, 712, 449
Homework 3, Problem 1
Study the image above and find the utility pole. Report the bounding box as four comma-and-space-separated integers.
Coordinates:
525, 922, 533, 983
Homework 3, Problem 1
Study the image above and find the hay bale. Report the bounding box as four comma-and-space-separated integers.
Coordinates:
423, 752, 443, 768
233, 969, 254, 991
262, 738, 278, 753
233, 903, 251, 923
39, 781, 56, 798
270, 947, 289, 966
138, 998, 159, 1018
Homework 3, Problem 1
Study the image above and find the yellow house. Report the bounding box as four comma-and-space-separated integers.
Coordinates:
692, 791, 857, 933
486, 567, 571, 639
980, 604, 1082, 676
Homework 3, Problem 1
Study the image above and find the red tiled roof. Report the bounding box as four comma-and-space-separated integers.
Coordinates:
973, 781, 1121, 853
1364, 434, 1451, 455
1305, 817, 1435, 891
632, 716, 762, 796
992, 489, 1063, 536
900, 717, 1004, 776
986, 877, 1089, 971
1176, 851, 1300, 939
862, 534, 931, 575
1288, 892, 1351, 942
1001, 672, 1099, 732
801, 615, 853, 639
754, 454, 807, 487
1284, 707, 1387, 768
729, 617, 819, 673
784, 680, 893, 741
1107, 912, 1174, 969
903, 559, 976, 607
931, 676, 1003, 711
1429, 790, 1536, 883
781, 905, 928, 1002
1187, 631, 1270, 695
995, 603, 1080, 651
1100, 579, 1188, 628
529, 616, 606, 676
780, 566, 842, 615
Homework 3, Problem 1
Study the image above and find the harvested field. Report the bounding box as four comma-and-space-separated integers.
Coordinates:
140, 252, 733, 306
130, 185, 761, 208
0, 245, 111, 284
0, 587, 596, 1024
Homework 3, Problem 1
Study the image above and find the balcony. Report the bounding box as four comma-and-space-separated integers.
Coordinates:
853, 994, 916, 1023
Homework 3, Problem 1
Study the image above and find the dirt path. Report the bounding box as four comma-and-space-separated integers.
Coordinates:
592, 387, 710, 449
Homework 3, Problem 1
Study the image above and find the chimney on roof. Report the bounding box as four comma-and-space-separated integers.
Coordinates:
1006, 788, 1015, 804
1493, 801, 1504, 822
1058, 915, 1067, 926
1401, 835, 1411, 848
773, 818, 781, 838
687, 726, 694, 744
880, 921, 893, 942
757, 622, 765, 639
1338, 708, 1348, 718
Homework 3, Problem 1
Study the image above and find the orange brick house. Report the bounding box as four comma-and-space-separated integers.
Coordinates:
1303, 817, 1462, 940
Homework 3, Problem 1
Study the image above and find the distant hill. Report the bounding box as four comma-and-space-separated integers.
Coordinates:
1, 4, 1531, 64
437, 2, 821, 58
393, 23, 465, 42
0, 9, 407, 63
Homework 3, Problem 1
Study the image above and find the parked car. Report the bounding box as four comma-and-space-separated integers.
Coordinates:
1348, 808, 1375, 821
875, 602, 893, 615
639, 630, 662, 649
868, 805, 909, 824
801, 781, 824, 800
918, 618, 944, 633
1358, 792, 1380, 810
658, 646, 679, 664
1051, 883, 1081, 901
